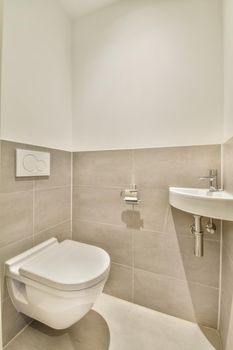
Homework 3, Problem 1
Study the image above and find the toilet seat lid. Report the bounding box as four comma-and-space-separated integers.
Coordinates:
19, 240, 110, 291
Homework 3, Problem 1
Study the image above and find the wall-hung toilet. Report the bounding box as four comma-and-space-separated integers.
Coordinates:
5, 238, 110, 329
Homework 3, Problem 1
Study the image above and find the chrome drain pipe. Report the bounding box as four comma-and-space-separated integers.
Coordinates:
191, 215, 203, 257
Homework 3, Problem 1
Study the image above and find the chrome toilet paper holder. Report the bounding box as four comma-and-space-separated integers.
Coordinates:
121, 185, 140, 205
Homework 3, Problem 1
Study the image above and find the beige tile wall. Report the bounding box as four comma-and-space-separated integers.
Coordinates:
220, 136, 233, 350
0, 140, 72, 347
0, 141, 222, 346
72, 145, 221, 328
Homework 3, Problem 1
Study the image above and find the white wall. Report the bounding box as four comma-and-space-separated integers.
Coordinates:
73, 0, 223, 151
223, 0, 233, 142
1, 0, 73, 151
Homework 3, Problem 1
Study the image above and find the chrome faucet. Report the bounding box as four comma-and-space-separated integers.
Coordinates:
199, 169, 218, 192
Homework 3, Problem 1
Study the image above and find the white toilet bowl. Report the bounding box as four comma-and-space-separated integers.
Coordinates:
5, 238, 110, 329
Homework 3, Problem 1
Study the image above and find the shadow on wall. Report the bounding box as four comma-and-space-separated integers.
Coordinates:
221, 268, 233, 350
171, 207, 220, 349
121, 209, 143, 230
219, 221, 233, 350
5, 310, 110, 350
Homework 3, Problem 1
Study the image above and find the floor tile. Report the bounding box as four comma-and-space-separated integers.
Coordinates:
5, 294, 221, 350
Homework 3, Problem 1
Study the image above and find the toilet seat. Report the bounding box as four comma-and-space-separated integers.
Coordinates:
19, 240, 110, 291
5, 238, 111, 329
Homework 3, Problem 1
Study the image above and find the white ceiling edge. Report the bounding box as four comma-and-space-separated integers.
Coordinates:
59, 0, 118, 19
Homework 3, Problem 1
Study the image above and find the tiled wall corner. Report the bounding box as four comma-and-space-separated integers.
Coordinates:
72, 144, 221, 328
0, 141, 72, 347
220, 137, 233, 350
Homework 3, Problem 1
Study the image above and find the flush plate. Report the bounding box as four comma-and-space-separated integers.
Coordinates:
16, 149, 50, 177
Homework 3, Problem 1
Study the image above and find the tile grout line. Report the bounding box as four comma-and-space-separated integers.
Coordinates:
218, 141, 223, 330
3, 320, 33, 349
162, 204, 170, 233
218, 134, 223, 346
34, 185, 71, 192
0, 219, 70, 254
1, 184, 71, 196
217, 220, 223, 331
131, 229, 135, 303
71, 152, 73, 240
35, 219, 71, 237
131, 150, 135, 302
220, 143, 224, 190
126, 264, 220, 291
131, 149, 135, 185
72, 217, 221, 242
32, 177, 35, 246
72, 184, 171, 191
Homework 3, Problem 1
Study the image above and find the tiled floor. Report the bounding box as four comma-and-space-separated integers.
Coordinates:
5, 293, 221, 350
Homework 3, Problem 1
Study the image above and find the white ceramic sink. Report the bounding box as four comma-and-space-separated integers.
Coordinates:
169, 187, 233, 221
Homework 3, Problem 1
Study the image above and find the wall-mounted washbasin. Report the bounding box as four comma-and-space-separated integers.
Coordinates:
169, 187, 233, 221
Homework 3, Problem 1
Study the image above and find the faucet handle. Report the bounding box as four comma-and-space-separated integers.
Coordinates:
199, 169, 217, 180
199, 169, 218, 191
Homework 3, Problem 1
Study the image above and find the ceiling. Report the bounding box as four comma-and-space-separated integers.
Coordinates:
59, 0, 118, 19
